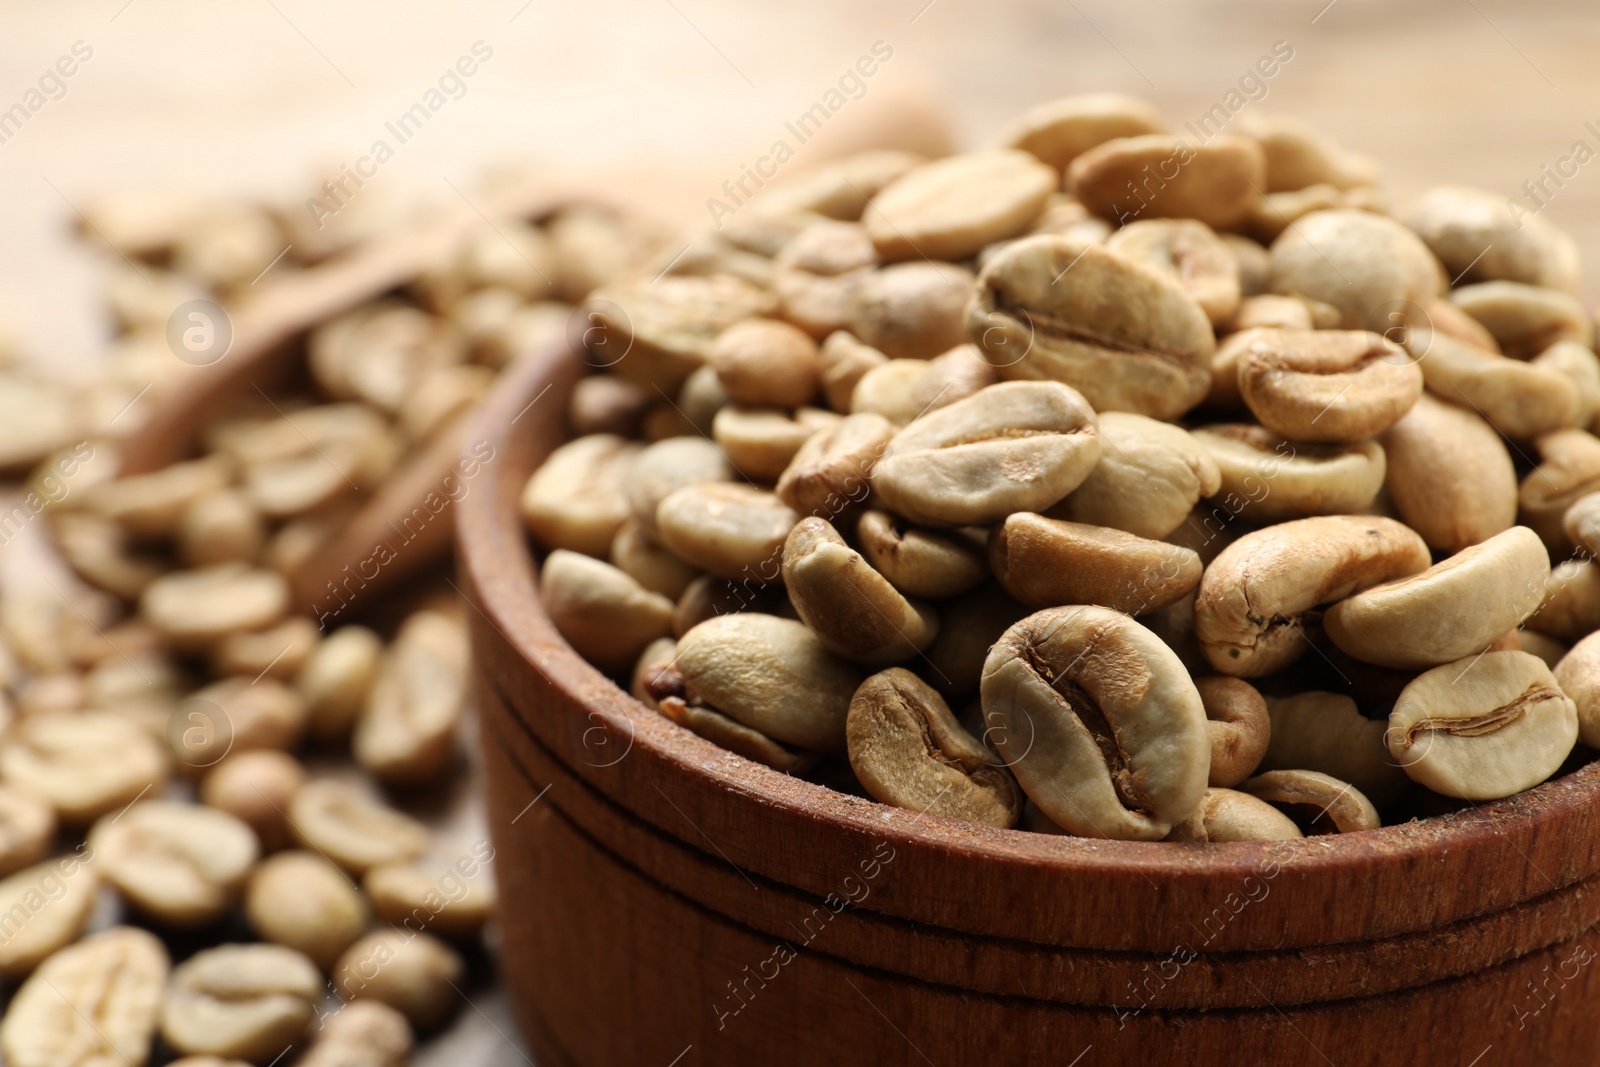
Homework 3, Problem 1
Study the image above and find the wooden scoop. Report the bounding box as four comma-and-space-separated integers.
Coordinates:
116, 179, 591, 618
118, 90, 955, 620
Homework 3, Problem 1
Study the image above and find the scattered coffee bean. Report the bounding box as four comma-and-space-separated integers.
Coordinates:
289, 780, 428, 875
1, 927, 169, 1067
0, 859, 98, 977
246, 851, 368, 971
297, 1001, 412, 1067
332, 930, 464, 1032
160, 943, 322, 1063
89, 800, 259, 928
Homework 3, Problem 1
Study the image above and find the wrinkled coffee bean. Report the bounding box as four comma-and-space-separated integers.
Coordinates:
1324, 526, 1549, 669
864, 150, 1056, 262
1241, 769, 1380, 834
969, 236, 1215, 420
1535, 340, 1600, 429
846, 668, 1021, 827
659, 696, 815, 774
1387, 651, 1577, 800
989, 512, 1201, 614
1195, 515, 1430, 677
781, 518, 939, 666
871, 381, 1101, 526
776, 412, 892, 519
663, 614, 862, 751
1, 927, 168, 1067
1164, 788, 1301, 842
1049, 412, 1220, 538
160, 943, 321, 1063
1409, 325, 1579, 440
1520, 429, 1600, 554
1450, 281, 1592, 359
1193, 424, 1385, 520
854, 509, 988, 600
1105, 218, 1241, 325
1196, 676, 1271, 788
1236, 329, 1422, 443
981, 606, 1209, 840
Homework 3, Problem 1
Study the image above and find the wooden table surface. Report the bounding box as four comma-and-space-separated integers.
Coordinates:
2, 1, 1599, 1062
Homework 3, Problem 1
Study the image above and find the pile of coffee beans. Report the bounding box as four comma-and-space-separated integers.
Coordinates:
527, 93, 1600, 844
0, 181, 661, 1066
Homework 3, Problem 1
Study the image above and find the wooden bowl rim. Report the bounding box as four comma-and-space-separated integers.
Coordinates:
459, 337, 1600, 941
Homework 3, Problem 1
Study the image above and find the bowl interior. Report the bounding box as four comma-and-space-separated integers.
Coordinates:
458, 336, 1600, 951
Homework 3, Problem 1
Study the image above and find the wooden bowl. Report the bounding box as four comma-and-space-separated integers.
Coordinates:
460, 339, 1600, 1066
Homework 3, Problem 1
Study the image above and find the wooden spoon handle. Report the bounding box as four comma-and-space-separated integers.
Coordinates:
116, 178, 584, 476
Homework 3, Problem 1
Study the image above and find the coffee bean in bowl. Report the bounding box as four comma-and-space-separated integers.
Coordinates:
465, 93, 1600, 1065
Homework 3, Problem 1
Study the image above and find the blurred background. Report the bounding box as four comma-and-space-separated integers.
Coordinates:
3, 0, 1598, 371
